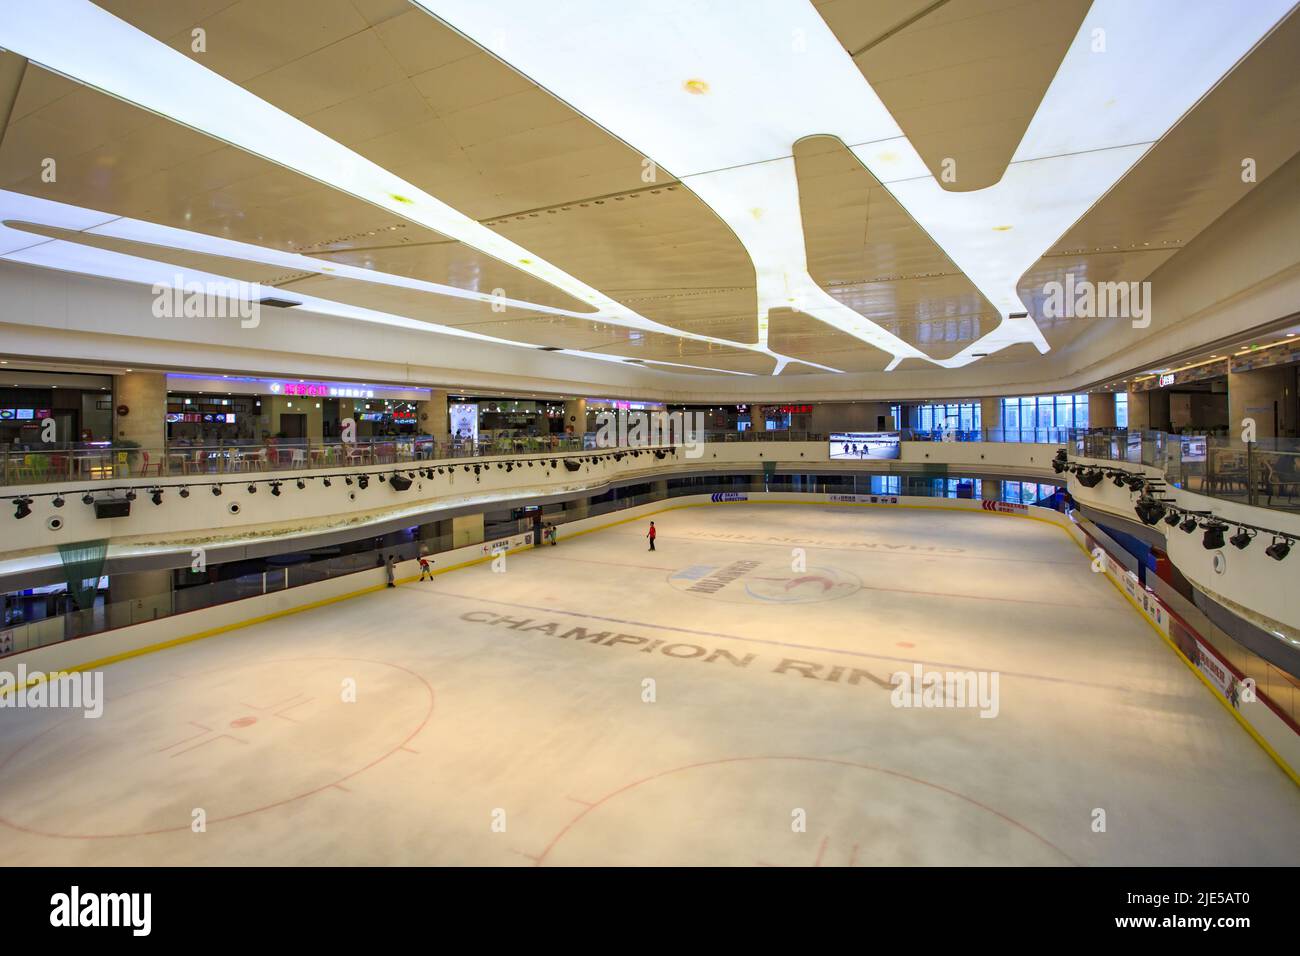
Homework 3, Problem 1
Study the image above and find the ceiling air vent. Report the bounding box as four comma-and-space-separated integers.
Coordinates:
257, 296, 302, 309
536, 346, 563, 351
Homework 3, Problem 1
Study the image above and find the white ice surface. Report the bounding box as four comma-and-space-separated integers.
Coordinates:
1, 504, 1296, 865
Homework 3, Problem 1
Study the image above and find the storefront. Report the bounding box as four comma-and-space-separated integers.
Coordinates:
165, 375, 432, 444
450, 398, 567, 444
0, 369, 114, 447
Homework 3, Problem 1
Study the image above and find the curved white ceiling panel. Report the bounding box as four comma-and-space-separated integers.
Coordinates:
416, 0, 1294, 367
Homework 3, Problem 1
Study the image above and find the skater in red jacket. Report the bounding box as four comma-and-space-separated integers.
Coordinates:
646, 521, 657, 551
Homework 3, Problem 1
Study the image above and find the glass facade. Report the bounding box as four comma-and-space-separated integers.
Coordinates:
999, 394, 1089, 441
913, 402, 982, 438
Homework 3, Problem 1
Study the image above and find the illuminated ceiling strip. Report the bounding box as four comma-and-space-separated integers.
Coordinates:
417, 0, 1292, 367
0, 0, 824, 375
0, 196, 758, 375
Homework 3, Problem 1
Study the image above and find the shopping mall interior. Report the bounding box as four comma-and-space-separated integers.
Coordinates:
0, 0, 1298, 872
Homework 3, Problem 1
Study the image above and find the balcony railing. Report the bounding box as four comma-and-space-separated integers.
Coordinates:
0, 427, 1082, 489
1073, 429, 1300, 513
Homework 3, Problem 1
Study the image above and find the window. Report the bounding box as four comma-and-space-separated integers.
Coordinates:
870, 475, 901, 495
1115, 393, 1128, 428
911, 402, 981, 437
999, 395, 1088, 440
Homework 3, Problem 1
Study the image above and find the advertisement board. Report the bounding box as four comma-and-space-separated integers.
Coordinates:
449, 403, 478, 443
830, 432, 901, 460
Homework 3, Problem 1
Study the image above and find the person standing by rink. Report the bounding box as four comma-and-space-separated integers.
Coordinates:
385, 554, 397, 588
646, 521, 657, 551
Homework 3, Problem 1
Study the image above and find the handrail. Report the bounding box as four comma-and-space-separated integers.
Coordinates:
1072, 428, 1300, 514
0, 429, 1075, 488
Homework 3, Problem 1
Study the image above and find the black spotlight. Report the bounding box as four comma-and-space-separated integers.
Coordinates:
378, 473, 387, 483
463, 466, 471, 473
1077, 469, 1103, 488
473, 465, 481, 475
1265, 537, 1291, 561
1201, 520, 1227, 550
505, 463, 513, 472
1134, 496, 1164, 526
1052, 458, 1067, 474
247, 484, 257, 494
1229, 528, 1253, 549
52, 495, 65, 508
125, 489, 137, 502
564, 459, 581, 472
82, 493, 95, 505
1111, 472, 1127, 488
212, 485, 223, 497
1125, 475, 1146, 492
1180, 516, 1199, 534
550, 460, 558, 468
179, 487, 190, 498
151, 488, 163, 506
358, 475, 369, 490
389, 473, 413, 492
1164, 509, 1180, 527
270, 481, 282, 497
296, 479, 305, 490
14, 496, 33, 519
323, 478, 332, 488
345, 476, 354, 486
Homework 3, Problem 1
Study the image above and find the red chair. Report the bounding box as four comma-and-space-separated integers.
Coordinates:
138, 451, 164, 477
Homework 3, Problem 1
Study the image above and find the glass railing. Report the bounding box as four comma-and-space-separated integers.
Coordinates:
0, 436, 594, 487
1072, 429, 1300, 513
0, 475, 1062, 656
1, 430, 1079, 489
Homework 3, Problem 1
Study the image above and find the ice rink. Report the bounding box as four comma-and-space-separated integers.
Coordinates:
2, 502, 1297, 866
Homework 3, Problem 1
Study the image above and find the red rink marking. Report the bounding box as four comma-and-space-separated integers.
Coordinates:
532, 755, 1078, 867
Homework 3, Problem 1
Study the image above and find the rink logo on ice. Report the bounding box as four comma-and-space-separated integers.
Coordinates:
0, 666, 103, 718
890, 664, 999, 718
50, 886, 151, 936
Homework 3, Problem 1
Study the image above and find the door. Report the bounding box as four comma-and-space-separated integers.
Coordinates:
280, 413, 306, 439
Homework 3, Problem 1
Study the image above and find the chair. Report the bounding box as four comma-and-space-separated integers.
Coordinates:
289, 449, 307, 468
138, 451, 163, 477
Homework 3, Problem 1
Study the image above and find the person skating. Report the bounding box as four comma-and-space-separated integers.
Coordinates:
646, 521, 657, 551
385, 554, 397, 588
418, 556, 434, 581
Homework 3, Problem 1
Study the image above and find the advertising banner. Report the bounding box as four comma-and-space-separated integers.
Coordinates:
449, 404, 478, 443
